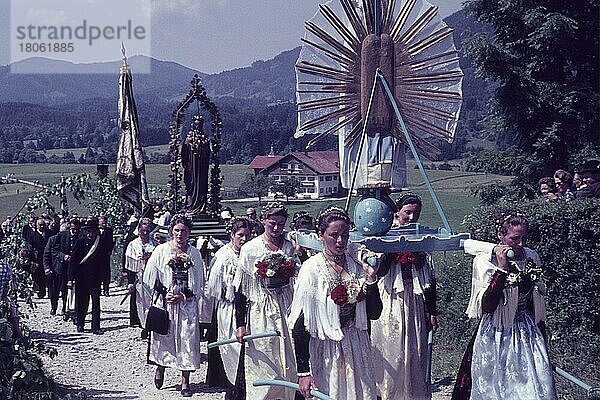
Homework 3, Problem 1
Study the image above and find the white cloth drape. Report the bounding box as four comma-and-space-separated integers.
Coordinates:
371, 255, 435, 400
125, 238, 157, 326
206, 243, 240, 383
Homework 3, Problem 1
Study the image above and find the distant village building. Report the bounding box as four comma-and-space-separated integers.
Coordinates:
248, 151, 343, 199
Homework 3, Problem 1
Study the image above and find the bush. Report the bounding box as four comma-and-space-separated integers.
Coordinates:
446, 199, 600, 398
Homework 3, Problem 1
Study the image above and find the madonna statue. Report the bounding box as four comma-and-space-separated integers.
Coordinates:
181, 115, 210, 215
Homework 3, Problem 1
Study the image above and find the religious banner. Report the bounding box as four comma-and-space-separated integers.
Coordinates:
116, 45, 149, 211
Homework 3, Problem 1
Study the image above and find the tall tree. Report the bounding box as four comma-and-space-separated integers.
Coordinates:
239, 173, 271, 206
271, 177, 301, 203
464, 0, 599, 179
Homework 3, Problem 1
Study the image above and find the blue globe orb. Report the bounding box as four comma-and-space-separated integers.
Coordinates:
353, 194, 395, 236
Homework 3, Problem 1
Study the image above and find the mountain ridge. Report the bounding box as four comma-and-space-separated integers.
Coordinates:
0, 9, 495, 164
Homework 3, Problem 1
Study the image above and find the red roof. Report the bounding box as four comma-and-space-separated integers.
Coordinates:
289, 151, 339, 174
249, 155, 283, 170
249, 151, 340, 174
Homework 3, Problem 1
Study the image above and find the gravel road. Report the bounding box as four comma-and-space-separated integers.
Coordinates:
24, 283, 451, 399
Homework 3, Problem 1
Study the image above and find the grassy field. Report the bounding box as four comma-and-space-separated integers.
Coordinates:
0, 162, 510, 230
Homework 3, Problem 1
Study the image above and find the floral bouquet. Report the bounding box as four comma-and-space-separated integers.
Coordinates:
395, 251, 426, 268
506, 258, 543, 287
255, 251, 298, 280
330, 275, 366, 306
168, 253, 194, 285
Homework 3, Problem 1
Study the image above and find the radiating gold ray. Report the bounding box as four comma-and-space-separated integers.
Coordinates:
405, 26, 454, 56
299, 104, 359, 132
403, 88, 462, 102
340, 0, 367, 40
403, 114, 454, 140
399, 98, 456, 120
390, 0, 416, 41
362, 0, 374, 34
398, 70, 464, 85
301, 38, 354, 67
306, 21, 357, 61
298, 88, 354, 95
409, 57, 460, 72
401, 50, 459, 68
298, 95, 356, 111
297, 80, 348, 86
297, 61, 355, 82
399, 5, 438, 45
382, 0, 396, 33
320, 4, 361, 51
305, 112, 361, 148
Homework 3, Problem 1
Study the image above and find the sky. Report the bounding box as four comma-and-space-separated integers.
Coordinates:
0, 0, 464, 74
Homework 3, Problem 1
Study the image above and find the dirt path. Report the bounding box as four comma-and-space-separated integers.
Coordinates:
24, 282, 451, 399
25, 283, 224, 399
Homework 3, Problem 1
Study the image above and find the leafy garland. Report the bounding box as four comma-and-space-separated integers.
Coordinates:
167, 74, 223, 216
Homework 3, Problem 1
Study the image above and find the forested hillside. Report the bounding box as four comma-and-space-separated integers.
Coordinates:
0, 10, 493, 164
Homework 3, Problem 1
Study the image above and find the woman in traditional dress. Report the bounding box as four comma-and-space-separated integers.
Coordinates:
233, 201, 300, 400
124, 218, 157, 334
371, 193, 437, 400
143, 215, 205, 398
452, 213, 556, 399
288, 211, 316, 263
206, 217, 251, 391
289, 206, 383, 400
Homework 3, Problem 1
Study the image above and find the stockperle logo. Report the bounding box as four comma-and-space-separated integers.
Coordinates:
10, 0, 151, 74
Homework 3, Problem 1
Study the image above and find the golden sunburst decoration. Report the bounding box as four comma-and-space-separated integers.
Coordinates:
295, 0, 463, 160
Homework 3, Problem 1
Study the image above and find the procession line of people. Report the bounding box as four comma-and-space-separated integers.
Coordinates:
123, 199, 556, 399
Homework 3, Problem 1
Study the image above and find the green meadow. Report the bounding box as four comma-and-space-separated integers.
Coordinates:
0, 161, 511, 231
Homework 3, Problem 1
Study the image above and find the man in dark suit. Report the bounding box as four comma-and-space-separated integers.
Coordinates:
68, 218, 107, 334
98, 216, 115, 296
26, 218, 49, 298
43, 230, 62, 316
52, 219, 80, 320
576, 159, 600, 199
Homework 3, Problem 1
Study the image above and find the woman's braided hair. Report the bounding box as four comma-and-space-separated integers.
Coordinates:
226, 216, 252, 236
395, 192, 422, 211
315, 206, 354, 234
290, 211, 314, 231
169, 214, 193, 231
495, 211, 528, 236
261, 201, 288, 220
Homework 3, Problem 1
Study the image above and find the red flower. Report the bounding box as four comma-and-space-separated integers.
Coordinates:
331, 284, 349, 306
395, 251, 425, 268
280, 263, 296, 278
256, 261, 269, 278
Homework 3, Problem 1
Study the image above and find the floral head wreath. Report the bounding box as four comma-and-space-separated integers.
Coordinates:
495, 211, 527, 233
395, 192, 422, 209
316, 206, 354, 232
169, 214, 193, 231
225, 216, 250, 236
261, 201, 288, 220
291, 211, 313, 229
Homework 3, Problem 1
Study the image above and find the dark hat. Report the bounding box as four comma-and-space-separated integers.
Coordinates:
577, 159, 600, 173
82, 218, 99, 230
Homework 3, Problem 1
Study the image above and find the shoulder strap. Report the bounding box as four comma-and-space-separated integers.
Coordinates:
80, 236, 100, 264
